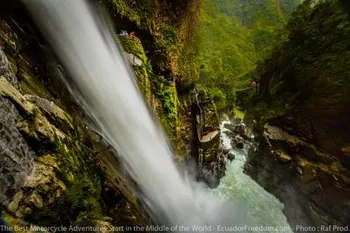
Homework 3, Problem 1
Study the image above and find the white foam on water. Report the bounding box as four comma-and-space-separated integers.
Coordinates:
23, 1, 293, 232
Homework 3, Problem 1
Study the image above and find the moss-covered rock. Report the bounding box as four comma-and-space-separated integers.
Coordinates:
119, 36, 153, 105
0, 10, 152, 230
119, 34, 182, 146
187, 88, 224, 187
0, 1, 215, 230
8, 159, 66, 219
107, 0, 200, 86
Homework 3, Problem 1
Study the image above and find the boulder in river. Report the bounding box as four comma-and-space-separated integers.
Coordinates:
235, 142, 244, 149
234, 124, 245, 135
222, 148, 230, 155
227, 152, 235, 161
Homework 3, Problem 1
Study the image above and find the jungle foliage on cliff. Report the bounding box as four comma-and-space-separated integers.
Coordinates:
248, 0, 350, 155
106, 0, 200, 87
198, 0, 300, 111
106, 0, 202, 156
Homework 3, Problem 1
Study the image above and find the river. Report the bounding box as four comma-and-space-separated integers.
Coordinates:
23, 0, 294, 231
208, 120, 294, 233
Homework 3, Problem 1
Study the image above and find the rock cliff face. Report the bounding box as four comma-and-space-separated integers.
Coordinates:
0, 51, 35, 208
244, 0, 350, 230
109, 0, 222, 184
0, 7, 152, 229
0, 0, 222, 229
245, 123, 350, 229
118, 35, 223, 187
190, 89, 224, 187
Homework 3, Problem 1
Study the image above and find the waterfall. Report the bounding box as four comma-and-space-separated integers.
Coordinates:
23, 0, 204, 226
22, 0, 293, 232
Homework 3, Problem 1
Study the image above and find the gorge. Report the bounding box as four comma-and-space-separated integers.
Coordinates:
0, 0, 349, 232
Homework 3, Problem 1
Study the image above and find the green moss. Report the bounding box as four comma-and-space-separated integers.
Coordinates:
112, 1, 200, 146
233, 108, 245, 120
118, 36, 153, 104
118, 36, 147, 62
155, 23, 181, 55
107, 0, 200, 87
245, 93, 288, 128
16, 65, 56, 104
28, 125, 106, 226
159, 86, 179, 139
107, 0, 143, 27
118, 33, 180, 141
119, 34, 180, 141
150, 75, 179, 140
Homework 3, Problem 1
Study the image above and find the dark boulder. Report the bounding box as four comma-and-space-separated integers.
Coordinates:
234, 124, 245, 135
222, 148, 230, 155
227, 152, 235, 161
235, 142, 244, 149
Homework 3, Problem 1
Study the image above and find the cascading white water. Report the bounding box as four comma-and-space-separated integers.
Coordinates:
23, 0, 294, 231
23, 0, 202, 225
212, 121, 294, 233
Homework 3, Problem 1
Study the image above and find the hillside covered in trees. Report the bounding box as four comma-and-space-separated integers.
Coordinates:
198, 0, 301, 111
244, 0, 350, 228
0, 0, 349, 231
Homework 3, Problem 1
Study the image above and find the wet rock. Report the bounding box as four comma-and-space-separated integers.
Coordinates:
224, 122, 246, 135
25, 95, 73, 132
35, 154, 58, 169
222, 148, 230, 155
93, 220, 113, 233
279, 151, 291, 163
224, 130, 235, 139
201, 162, 221, 188
234, 124, 245, 135
0, 48, 18, 89
235, 142, 244, 149
223, 123, 234, 131
272, 150, 292, 163
245, 123, 350, 228
0, 61, 66, 218
7, 160, 66, 218
0, 77, 70, 155
230, 135, 244, 149
123, 52, 143, 67
219, 154, 227, 169
264, 124, 335, 164
227, 152, 235, 161
340, 145, 350, 167
0, 55, 35, 207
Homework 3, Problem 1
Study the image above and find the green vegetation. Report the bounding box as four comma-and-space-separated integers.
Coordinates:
119, 34, 179, 142
198, 0, 300, 111
119, 36, 152, 102
55, 139, 103, 225
233, 108, 245, 120
243, 0, 350, 153
119, 36, 147, 61
199, 0, 255, 112
107, 0, 200, 85
157, 84, 179, 140
108, 0, 202, 150
250, 0, 350, 115
243, 2, 350, 226
28, 125, 106, 227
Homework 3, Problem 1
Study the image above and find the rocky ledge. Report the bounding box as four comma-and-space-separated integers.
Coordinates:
0, 13, 151, 230
244, 123, 350, 231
